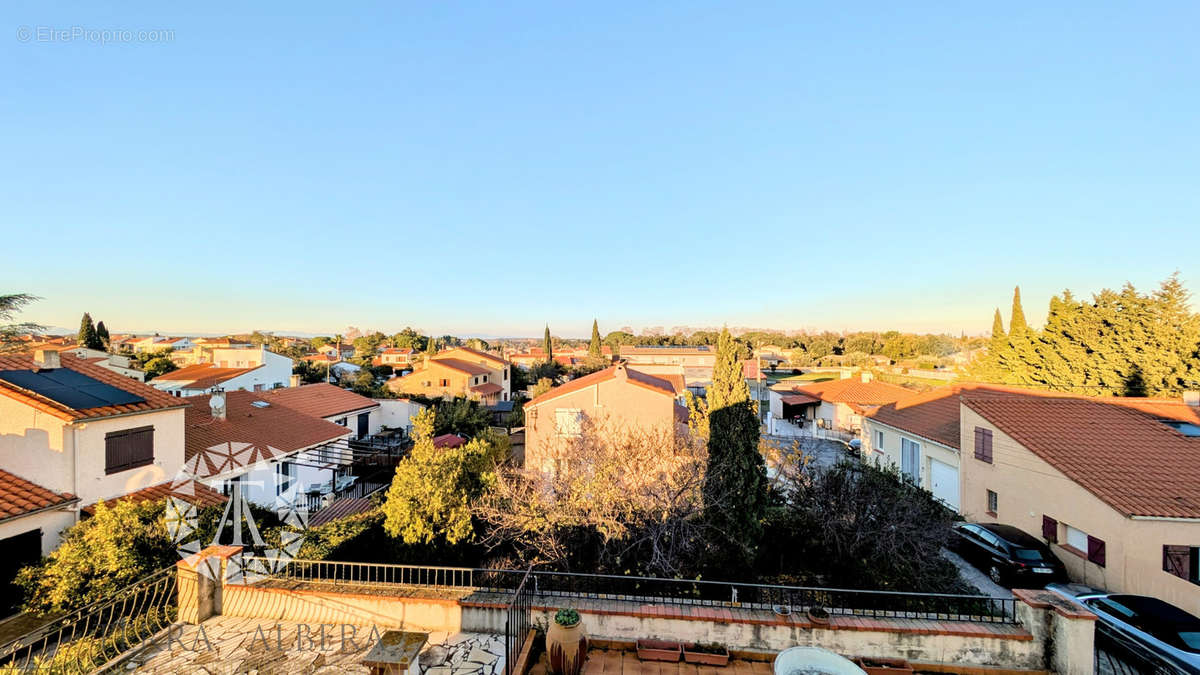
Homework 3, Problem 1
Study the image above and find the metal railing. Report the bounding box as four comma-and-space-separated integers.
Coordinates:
504, 568, 533, 675
242, 558, 1016, 624
0, 566, 177, 672
239, 557, 477, 589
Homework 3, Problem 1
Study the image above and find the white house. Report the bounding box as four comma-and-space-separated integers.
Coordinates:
150, 347, 295, 397
51, 345, 146, 382
0, 350, 192, 561
181, 390, 352, 508
265, 383, 382, 440
768, 373, 911, 434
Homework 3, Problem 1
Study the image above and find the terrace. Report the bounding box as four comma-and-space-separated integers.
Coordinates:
0, 546, 1098, 673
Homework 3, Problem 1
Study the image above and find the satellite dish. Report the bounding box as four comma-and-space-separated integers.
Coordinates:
209, 392, 226, 413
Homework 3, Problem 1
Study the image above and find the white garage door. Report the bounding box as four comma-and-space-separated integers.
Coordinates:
929, 459, 959, 512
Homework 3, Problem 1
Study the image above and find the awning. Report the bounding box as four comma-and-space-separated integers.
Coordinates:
781, 394, 821, 405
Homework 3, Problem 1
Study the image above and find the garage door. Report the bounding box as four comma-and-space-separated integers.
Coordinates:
929, 459, 959, 512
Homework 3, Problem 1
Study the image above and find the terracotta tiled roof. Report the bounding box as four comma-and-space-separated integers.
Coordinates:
790, 377, 912, 407
182, 391, 351, 478
865, 384, 1041, 449
0, 469, 77, 522
431, 358, 491, 376
0, 352, 186, 422
470, 382, 504, 396
82, 479, 227, 515
151, 363, 262, 390
433, 434, 466, 448
265, 383, 378, 419
379, 348, 413, 355
962, 393, 1200, 519
442, 346, 507, 365
525, 364, 677, 408
621, 346, 713, 355
781, 393, 822, 406
308, 497, 375, 527
630, 369, 686, 394
742, 360, 762, 379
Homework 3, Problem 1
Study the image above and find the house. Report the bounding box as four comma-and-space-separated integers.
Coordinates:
388, 346, 511, 403
958, 391, 1200, 616
181, 390, 353, 508
149, 347, 294, 396
47, 345, 146, 382
769, 372, 911, 433
265, 383, 382, 440
0, 350, 189, 559
372, 348, 415, 368
523, 362, 687, 473
301, 353, 361, 380
507, 346, 614, 370
316, 344, 355, 360
862, 383, 1032, 511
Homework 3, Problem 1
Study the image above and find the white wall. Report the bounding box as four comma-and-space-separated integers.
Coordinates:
0, 508, 77, 555
374, 399, 424, 434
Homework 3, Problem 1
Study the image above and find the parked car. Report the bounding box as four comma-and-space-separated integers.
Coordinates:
1048, 583, 1200, 674
950, 522, 1067, 586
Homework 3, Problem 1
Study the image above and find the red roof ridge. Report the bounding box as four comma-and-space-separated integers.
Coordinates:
524, 364, 676, 408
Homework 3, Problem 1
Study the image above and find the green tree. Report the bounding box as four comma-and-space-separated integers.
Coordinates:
542, 325, 553, 363
1009, 286, 1028, 335
588, 320, 602, 358
17, 500, 176, 612
95, 321, 110, 350
702, 327, 766, 571
142, 356, 178, 380
382, 407, 507, 545
990, 309, 1005, 343
78, 313, 103, 350
0, 293, 42, 353
530, 377, 554, 399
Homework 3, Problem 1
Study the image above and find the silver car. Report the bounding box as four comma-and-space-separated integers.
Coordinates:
1048, 583, 1200, 674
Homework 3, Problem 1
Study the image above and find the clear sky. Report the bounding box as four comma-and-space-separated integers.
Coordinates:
3, 2, 1197, 338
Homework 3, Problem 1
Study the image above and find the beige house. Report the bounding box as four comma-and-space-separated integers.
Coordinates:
0, 350, 189, 559
959, 392, 1200, 615
523, 362, 686, 473
771, 373, 911, 433
388, 347, 511, 403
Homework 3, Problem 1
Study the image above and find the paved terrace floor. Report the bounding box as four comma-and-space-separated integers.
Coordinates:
533, 649, 772, 675
126, 618, 505, 675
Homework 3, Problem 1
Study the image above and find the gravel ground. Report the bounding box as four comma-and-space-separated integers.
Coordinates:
941, 548, 1013, 602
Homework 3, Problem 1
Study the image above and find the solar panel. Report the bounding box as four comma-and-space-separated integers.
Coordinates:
0, 369, 146, 410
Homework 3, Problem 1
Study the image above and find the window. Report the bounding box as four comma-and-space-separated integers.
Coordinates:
555, 408, 584, 437
105, 426, 154, 474
1164, 545, 1199, 583
275, 461, 297, 495
900, 438, 920, 482
473, 377, 479, 385
253, 384, 264, 392
974, 426, 993, 463
1042, 515, 1058, 541
875, 430, 885, 451
504, 368, 508, 381
483, 375, 488, 383
439, 378, 449, 387
1065, 525, 1106, 567
986, 489, 998, 514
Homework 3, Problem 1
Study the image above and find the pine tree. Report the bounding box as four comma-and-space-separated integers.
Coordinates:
543, 325, 553, 364
588, 320, 602, 358
990, 309, 1005, 343
95, 321, 110, 350
1009, 287, 1028, 335
78, 313, 103, 350
702, 327, 766, 571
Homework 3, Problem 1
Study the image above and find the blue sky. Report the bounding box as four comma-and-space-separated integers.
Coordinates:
3, 2, 1197, 338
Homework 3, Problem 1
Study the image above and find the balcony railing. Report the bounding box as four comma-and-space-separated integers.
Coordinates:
241, 557, 1017, 624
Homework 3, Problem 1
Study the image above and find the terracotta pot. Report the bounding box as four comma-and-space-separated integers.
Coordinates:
806, 608, 830, 625
636, 639, 682, 663
547, 618, 587, 675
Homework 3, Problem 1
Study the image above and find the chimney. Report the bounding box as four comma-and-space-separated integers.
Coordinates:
860, 372, 873, 383
33, 349, 60, 370
1185, 391, 1200, 408
614, 361, 628, 380
289, 374, 301, 387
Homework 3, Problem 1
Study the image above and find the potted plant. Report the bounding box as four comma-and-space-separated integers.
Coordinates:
683, 642, 730, 666
635, 639, 682, 662
853, 657, 914, 675
806, 604, 830, 626
546, 608, 588, 675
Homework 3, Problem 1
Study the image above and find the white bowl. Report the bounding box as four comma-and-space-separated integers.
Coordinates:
773, 646, 866, 675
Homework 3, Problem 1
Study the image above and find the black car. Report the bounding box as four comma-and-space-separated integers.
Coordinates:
951, 522, 1068, 586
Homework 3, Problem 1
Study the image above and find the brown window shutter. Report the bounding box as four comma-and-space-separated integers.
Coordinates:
1087, 535, 1106, 567
1164, 545, 1191, 579
974, 427, 984, 460
1042, 515, 1057, 541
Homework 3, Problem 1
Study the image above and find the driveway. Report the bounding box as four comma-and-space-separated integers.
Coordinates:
942, 548, 1013, 601
762, 435, 854, 473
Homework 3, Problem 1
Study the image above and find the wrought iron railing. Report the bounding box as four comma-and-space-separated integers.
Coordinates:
0, 566, 177, 672
504, 568, 533, 675
239, 556, 477, 589
242, 558, 1017, 624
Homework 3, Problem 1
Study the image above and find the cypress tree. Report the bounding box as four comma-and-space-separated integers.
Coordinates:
990, 309, 1005, 343
703, 327, 766, 571
1009, 286, 1028, 335
588, 319, 602, 358
543, 325, 553, 364
78, 313, 102, 350
95, 321, 109, 349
